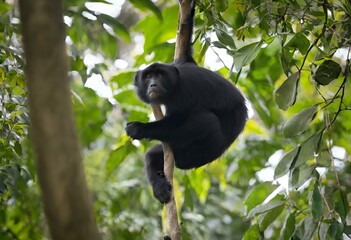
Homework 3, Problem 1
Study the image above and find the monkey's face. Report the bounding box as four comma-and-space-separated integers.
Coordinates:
134, 63, 178, 104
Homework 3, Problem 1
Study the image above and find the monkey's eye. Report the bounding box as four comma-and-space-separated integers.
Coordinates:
145, 74, 152, 80
156, 73, 162, 78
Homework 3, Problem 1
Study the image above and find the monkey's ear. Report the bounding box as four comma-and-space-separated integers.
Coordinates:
173, 66, 180, 79
134, 71, 140, 85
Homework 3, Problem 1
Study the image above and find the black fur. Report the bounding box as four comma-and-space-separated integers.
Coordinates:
126, 0, 248, 204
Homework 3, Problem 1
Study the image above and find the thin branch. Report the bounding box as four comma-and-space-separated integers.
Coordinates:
299, 0, 329, 72
151, 1, 195, 240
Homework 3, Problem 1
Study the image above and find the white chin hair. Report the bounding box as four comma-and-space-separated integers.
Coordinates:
149, 92, 157, 98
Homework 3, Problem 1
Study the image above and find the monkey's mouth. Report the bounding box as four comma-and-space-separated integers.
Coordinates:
149, 92, 159, 99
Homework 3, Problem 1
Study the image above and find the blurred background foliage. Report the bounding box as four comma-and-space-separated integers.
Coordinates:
1, 0, 351, 239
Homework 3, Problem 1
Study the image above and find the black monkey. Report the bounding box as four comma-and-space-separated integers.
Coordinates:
126, 0, 248, 204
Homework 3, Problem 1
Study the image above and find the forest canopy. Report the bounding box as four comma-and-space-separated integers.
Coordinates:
0, 0, 350, 239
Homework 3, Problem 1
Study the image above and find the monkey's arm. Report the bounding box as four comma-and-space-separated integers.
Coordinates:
125, 115, 185, 142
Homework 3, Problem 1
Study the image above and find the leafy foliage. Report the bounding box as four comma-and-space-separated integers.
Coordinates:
1, 0, 350, 239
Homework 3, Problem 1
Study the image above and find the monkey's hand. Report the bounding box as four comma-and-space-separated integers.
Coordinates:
125, 121, 145, 139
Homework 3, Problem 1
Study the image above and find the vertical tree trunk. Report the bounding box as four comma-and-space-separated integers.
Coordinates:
19, 1, 100, 240
151, 1, 194, 239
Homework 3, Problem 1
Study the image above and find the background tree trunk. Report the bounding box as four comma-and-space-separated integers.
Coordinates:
19, 1, 100, 239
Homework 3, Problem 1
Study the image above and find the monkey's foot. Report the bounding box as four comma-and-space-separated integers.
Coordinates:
152, 177, 172, 204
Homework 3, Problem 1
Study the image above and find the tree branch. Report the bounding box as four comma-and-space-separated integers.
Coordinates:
151, 1, 194, 239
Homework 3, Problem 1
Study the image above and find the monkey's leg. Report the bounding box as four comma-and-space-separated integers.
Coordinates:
145, 144, 172, 204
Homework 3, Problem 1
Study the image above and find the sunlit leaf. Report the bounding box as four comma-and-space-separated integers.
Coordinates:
274, 72, 299, 111
129, 0, 162, 21
0, 67, 5, 82
242, 224, 260, 240
198, 41, 209, 63
274, 148, 299, 179
0, 2, 11, 14
188, 168, 210, 202
110, 71, 135, 88
244, 182, 277, 214
290, 165, 314, 188
134, 6, 178, 53
96, 14, 131, 42
114, 89, 141, 106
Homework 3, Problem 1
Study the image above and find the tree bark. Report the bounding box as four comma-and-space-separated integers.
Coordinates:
151, 1, 194, 239
19, 1, 100, 240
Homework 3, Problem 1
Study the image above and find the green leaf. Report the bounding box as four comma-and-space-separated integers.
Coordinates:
0, 67, 6, 82
282, 105, 318, 138
242, 224, 260, 240
14, 141, 22, 156
327, 221, 344, 240
246, 201, 285, 220
98, 32, 118, 59
285, 33, 310, 55
316, 150, 332, 167
0, 2, 11, 14
110, 71, 135, 88
314, 60, 341, 85
294, 132, 322, 167
258, 204, 284, 231
234, 41, 263, 70
134, 6, 178, 54
290, 165, 314, 188
12, 86, 26, 95
311, 183, 323, 220
129, 0, 162, 21
188, 168, 211, 202
274, 72, 299, 110
215, 0, 229, 12
334, 189, 349, 221
215, 29, 235, 49
212, 41, 227, 49
280, 48, 294, 75
244, 182, 278, 214
198, 41, 209, 62
280, 212, 296, 240
293, 216, 318, 240
105, 141, 136, 176
274, 148, 299, 179
114, 89, 141, 106
96, 14, 131, 42
73, 86, 111, 146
